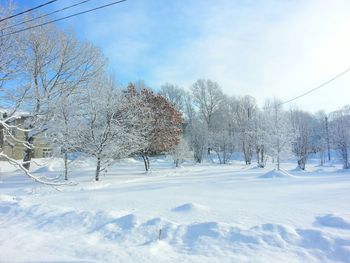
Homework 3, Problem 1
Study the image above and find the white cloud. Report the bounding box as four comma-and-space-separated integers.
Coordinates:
148, 0, 350, 113
54, 0, 350, 113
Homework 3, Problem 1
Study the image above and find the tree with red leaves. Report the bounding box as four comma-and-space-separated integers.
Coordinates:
126, 84, 183, 171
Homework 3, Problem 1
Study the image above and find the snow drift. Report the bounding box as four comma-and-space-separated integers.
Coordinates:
258, 169, 295, 179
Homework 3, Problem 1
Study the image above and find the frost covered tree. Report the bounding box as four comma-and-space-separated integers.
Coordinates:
0, 5, 27, 130
208, 97, 236, 164
182, 91, 196, 124
264, 99, 292, 170
235, 96, 257, 165
253, 110, 269, 168
290, 109, 315, 170
0, 5, 23, 156
191, 79, 225, 155
210, 127, 235, 164
0, 6, 70, 185
159, 83, 185, 112
187, 119, 207, 163
45, 94, 82, 180
191, 79, 225, 129
75, 79, 144, 181
16, 22, 106, 170
182, 91, 208, 162
329, 106, 350, 169
0, 4, 24, 94
310, 111, 329, 166
171, 137, 192, 167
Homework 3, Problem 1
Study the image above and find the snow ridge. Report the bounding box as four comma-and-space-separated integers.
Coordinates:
1, 200, 350, 262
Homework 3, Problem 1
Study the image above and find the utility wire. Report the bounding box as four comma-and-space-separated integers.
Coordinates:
279, 68, 350, 106
0, 0, 126, 38
0, 0, 58, 23
2, 0, 92, 32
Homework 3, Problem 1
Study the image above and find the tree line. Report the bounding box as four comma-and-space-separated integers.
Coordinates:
0, 4, 349, 185
160, 80, 350, 171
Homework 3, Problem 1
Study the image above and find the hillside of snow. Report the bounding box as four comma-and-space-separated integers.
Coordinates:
1, 157, 350, 262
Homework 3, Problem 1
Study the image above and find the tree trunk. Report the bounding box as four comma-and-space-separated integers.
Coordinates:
259, 147, 265, 168
23, 72, 39, 170
325, 117, 331, 161
142, 154, 149, 172
216, 151, 222, 164
64, 151, 68, 180
0, 126, 4, 148
298, 158, 306, 170
222, 144, 227, 164
22, 135, 34, 170
146, 155, 150, 170
320, 151, 324, 166
342, 147, 349, 169
242, 141, 252, 165
95, 157, 101, 181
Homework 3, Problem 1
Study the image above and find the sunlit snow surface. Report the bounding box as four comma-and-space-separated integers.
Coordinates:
1, 157, 350, 262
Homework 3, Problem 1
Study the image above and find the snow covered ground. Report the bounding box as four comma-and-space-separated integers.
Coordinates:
1, 157, 350, 262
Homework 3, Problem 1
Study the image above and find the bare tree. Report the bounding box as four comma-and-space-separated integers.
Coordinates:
159, 83, 185, 112
75, 78, 144, 181
191, 79, 225, 157
264, 99, 291, 170
290, 109, 315, 170
17, 22, 106, 169
191, 79, 225, 129
45, 93, 82, 180
0, 111, 75, 186
0, 6, 73, 185
171, 137, 192, 167
329, 106, 350, 169
209, 97, 236, 164
235, 96, 257, 165
188, 119, 207, 163
253, 110, 269, 168
0, 4, 24, 94
311, 111, 329, 166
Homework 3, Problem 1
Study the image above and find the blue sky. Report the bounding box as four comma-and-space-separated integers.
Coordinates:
8, 0, 350, 112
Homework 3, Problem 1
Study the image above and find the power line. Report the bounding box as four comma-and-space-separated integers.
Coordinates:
2, 0, 92, 32
0, 0, 127, 38
0, 0, 58, 23
279, 68, 350, 106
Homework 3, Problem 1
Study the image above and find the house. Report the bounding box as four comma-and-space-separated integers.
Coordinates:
0, 109, 52, 160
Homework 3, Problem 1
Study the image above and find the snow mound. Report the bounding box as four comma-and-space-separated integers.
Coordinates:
123, 158, 139, 164
33, 158, 64, 173
0, 161, 19, 172
316, 214, 350, 230
290, 166, 308, 172
78, 183, 111, 191
171, 202, 208, 212
2, 200, 350, 262
69, 156, 96, 170
258, 169, 295, 179
0, 194, 17, 203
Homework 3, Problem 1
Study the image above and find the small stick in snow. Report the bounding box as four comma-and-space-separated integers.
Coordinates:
158, 228, 162, 240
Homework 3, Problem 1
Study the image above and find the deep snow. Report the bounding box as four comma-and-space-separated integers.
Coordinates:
1, 157, 350, 262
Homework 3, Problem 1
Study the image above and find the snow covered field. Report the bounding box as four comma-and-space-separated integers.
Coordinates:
1, 157, 350, 263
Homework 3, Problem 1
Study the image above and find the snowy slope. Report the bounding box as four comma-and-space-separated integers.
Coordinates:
0, 158, 350, 262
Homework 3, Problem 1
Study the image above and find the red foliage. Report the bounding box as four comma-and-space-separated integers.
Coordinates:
126, 83, 183, 154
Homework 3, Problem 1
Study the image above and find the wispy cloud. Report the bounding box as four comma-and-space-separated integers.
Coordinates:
29, 0, 350, 112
